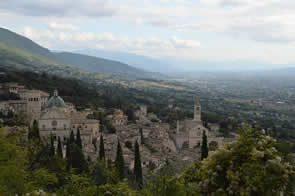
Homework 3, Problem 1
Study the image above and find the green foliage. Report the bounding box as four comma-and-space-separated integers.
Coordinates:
57, 136, 63, 158
90, 159, 120, 187
99, 181, 137, 196
0, 128, 58, 195
181, 127, 295, 195
50, 134, 55, 157
66, 139, 71, 171
115, 140, 125, 180
76, 129, 82, 150
142, 174, 186, 196
134, 140, 143, 188
99, 134, 105, 160
71, 143, 89, 174
201, 131, 208, 160
56, 174, 98, 196
28, 120, 40, 141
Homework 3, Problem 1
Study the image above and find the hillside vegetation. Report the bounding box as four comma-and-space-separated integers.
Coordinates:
0, 27, 157, 79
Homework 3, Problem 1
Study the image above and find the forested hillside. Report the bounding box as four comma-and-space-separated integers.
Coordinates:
0, 27, 158, 79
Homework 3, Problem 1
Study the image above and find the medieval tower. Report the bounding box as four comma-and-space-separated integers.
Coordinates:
194, 99, 201, 122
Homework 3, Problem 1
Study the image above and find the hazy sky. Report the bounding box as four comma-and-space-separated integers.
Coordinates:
1, 0, 295, 66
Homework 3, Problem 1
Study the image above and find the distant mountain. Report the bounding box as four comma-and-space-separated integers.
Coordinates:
75, 49, 177, 73
53, 52, 156, 78
0, 27, 159, 79
0, 27, 55, 59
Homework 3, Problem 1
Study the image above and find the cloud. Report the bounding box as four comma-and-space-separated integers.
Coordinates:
0, 0, 117, 18
19, 27, 201, 58
49, 22, 78, 31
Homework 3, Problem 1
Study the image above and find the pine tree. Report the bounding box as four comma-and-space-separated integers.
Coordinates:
134, 140, 143, 188
115, 140, 125, 180
99, 134, 105, 160
201, 130, 208, 160
76, 128, 82, 150
57, 136, 63, 158
140, 128, 144, 145
50, 135, 55, 157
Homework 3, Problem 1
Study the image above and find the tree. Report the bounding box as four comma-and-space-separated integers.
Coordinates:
201, 130, 208, 160
0, 128, 57, 195
71, 143, 88, 174
57, 136, 63, 158
28, 120, 40, 141
99, 134, 105, 161
115, 140, 125, 180
66, 138, 72, 170
99, 182, 137, 196
182, 127, 295, 195
57, 174, 98, 196
134, 140, 143, 188
140, 128, 144, 145
69, 130, 75, 145
50, 135, 55, 157
76, 128, 82, 150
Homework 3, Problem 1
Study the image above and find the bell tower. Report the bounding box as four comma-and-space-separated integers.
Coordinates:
194, 98, 201, 122
53, 89, 58, 97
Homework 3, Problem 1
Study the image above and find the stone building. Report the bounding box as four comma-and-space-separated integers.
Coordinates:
0, 83, 49, 119
38, 90, 100, 153
171, 99, 224, 150
106, 109, 128, 127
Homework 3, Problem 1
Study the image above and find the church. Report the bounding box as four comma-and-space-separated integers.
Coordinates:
172, 99, 223, 150
37, 90, 99, 151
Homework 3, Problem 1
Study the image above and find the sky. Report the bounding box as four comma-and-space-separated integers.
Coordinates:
1, 0, 295, 69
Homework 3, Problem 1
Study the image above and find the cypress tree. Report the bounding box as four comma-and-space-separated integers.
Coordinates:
66, 138, 71, 170
57, 136, 63, 158
28, 126, 33, 140
115, 140, 125, 180
50, 135, 55, 157
76, 128, 82, 150
201, 130, 208, 160
69, 130, 75, 145
139, 128, 144, 145
134, 140, 143, 188
99, 134, 105, 160
28, 120, 40, 141
32, 120, 40, 139
71, 143, 88, 174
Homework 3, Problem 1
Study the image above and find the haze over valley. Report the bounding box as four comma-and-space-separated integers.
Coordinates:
2, 0, 295, 195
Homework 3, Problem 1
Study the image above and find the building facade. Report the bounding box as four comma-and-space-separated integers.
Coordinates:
172, 99, 224, 150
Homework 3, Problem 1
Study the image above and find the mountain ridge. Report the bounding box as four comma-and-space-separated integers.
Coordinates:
0, 27, 160, 79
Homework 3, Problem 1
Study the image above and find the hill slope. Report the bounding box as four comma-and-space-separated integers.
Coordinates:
53, 52, 154, 78
0, 27, 158, 79
75, 49, 176, 73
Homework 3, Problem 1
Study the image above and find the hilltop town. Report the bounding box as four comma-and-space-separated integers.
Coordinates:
0, 81, 226, 174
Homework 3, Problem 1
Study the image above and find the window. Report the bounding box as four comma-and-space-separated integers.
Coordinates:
42, 125, 45, 129
52, 120, 57, 126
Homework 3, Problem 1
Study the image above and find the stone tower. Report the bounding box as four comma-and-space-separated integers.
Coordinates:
194, 98, 201, 122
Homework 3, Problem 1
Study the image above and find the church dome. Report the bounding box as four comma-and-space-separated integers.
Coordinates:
46, 90, 66, 108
